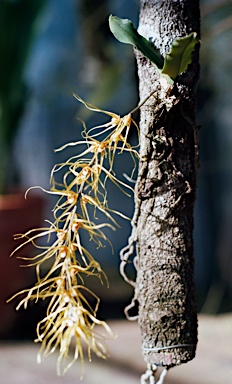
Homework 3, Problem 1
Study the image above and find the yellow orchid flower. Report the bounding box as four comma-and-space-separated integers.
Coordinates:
9, 93, 140, 377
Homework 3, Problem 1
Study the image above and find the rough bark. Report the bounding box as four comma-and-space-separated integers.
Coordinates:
134, 0, 200, 368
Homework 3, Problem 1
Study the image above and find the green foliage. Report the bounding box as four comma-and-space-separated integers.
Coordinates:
161, 32, 199, 79
109, 15, 164, 69
0, 0, 46, 145
0, 0, 46, 193
109, 15, 199, 81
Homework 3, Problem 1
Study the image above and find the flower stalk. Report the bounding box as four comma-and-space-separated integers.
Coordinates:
9, 94, 140, 376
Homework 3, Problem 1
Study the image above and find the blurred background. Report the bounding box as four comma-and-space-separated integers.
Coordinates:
0, 0, 232, 343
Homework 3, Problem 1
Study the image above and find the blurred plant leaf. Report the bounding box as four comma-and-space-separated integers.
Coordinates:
0, 0, 46, 193
0, 0, 46, 146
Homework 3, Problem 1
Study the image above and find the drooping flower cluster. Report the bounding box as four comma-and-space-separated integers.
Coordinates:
9, 95, 139, 376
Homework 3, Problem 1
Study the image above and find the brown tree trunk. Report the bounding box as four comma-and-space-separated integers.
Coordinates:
133, 0, 200, 369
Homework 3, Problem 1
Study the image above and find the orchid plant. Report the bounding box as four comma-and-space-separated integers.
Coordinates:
9, 94, 140, 377
8, 15, 198, 378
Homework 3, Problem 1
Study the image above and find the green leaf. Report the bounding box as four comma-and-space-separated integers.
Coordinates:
109, 15, 198, 82
109, 15, 164, 69
161, 32, 199, 79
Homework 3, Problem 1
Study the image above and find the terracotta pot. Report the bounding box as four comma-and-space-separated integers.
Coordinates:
0, 193, 44, 337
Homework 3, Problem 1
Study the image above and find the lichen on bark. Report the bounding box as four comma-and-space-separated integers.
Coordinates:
122, 0, 200, 369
